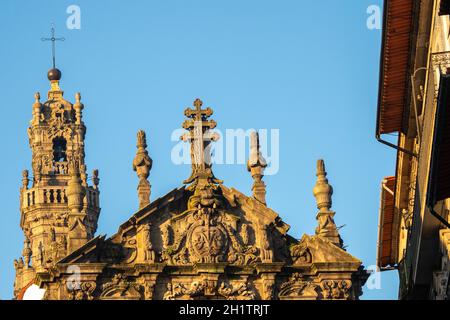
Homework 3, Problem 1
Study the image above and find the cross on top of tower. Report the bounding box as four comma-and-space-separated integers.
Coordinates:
41, 25, 65, 69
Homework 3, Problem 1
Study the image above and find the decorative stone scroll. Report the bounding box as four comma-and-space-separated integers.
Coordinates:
278, 273, 319, 299
320, 279, 352, 300
100, 274, 142, 300
66, 281, 96, 300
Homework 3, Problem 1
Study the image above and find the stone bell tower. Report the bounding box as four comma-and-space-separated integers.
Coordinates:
14, 67, 101, 297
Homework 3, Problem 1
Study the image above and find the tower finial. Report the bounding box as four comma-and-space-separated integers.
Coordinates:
21, 170, 29, 190
75, 92, 81, 103
133, 130, 153, 209
74, 92, 84, 125
42, 25, 64, 94
181, 98, 221, 187
32, 93, 43, 125
312, 159, 342, 247
247, 131, 267, 204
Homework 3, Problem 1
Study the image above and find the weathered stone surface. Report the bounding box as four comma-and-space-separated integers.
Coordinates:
14, 79, 368, 300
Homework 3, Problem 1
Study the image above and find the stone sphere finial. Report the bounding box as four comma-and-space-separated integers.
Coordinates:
33, 93, 42, 111
47, 68, 62, 81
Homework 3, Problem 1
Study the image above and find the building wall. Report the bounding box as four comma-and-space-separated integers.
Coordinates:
396, 0, 450, 299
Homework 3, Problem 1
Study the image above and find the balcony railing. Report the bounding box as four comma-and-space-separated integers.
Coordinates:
52, 161, 69, 175
22, 186, 99, 210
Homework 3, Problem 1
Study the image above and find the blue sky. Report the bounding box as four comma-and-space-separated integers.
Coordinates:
0, 0, 398, 299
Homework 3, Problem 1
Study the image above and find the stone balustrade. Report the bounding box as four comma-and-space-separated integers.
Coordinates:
22, 186, 99, 210
52, 161, 69, 175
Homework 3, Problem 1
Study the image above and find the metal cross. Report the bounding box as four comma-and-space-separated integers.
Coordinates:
41, 25, 65, 69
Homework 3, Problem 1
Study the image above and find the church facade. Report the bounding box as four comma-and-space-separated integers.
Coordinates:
13, 68, 368, 300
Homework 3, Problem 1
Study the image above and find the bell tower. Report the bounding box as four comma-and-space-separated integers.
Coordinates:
13, 67, 101, 298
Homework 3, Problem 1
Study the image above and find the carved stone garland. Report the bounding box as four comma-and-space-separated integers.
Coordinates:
163, 279, 256, 300
161, 182, 260, 265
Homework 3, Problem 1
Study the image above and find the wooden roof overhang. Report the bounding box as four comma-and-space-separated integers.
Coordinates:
377, 176, 397, 269
376, 0, 415, 135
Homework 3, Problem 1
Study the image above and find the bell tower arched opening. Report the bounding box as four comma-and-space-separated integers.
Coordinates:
52, 137, 67, 162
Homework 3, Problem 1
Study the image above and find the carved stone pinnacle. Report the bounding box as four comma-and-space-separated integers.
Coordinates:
313, 159, 342, 247
133, 130, 152, 208
247, 131, 267, 204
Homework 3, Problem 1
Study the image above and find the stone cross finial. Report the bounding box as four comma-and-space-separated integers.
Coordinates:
312, 159, 342, 247
247, 131, 267, 204
133, 130, 153, 209
181, 98, 220, 185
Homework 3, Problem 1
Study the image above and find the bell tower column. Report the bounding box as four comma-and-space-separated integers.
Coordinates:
14, 68, 101, 298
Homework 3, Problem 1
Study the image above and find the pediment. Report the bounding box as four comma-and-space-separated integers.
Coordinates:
56, 182, 360, 273
290, 234, 361, 266
57, 182, 295, 267
58, 235, 106, 264
114, 182, 293, 266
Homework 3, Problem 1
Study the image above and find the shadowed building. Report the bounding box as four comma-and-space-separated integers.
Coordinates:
13, 66, 368, 300
376, 0, 450, 300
